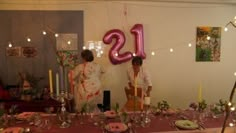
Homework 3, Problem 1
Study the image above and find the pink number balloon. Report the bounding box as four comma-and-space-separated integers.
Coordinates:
130, 24, 146, 59
103, 29, 132, 64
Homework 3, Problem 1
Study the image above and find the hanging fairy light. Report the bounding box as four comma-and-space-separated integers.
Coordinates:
86, 41, 105, 57
170, 48, 173, 52
234, 72, 236, 76
188, 43, 192, 47
133, 53, 136, 56
224, 27, 228, 32
27, 37, 31, 42
67, 41, 71, 45
82, 46, 86, 50
8, 42, 12, 47
55, 33, 59, 37
42, 31, 47, 35
151, 51, 155, 56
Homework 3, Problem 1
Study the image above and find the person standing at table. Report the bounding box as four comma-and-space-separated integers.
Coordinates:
124, 56, 152, 110
71, 49, 104, 111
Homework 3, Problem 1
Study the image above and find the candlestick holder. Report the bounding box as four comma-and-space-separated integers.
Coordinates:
51, 91, 73, 128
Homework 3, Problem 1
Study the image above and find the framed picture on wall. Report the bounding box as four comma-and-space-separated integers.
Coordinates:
6, 47, 21, 57
22, 47, 37, 58
56, 33, 78, 51
196, 26, 221, 62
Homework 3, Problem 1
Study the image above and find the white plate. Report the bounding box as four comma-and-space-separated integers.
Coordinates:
105, 122, 128, 132
2, 127, 24, 133
175, 120, 199, 130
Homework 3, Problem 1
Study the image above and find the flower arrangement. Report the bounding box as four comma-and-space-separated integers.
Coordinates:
189, 100, 207, 112
157, 100, 170, 112
56, 51, 78, 68
210, 99, 227, 115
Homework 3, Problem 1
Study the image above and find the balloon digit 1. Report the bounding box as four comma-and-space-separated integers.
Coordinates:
130, 24, 146, 59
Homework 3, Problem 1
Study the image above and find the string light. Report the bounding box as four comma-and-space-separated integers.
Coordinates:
151, 51, 155, 56
8, 42, 12, 47
228, 102, 232, 106
188, 43, 192, 47
82, 46, 86, 50
27, 37, 31, 42
224, 27, 228, 32
234, 72, 236, 76
67, 41, 71, 45
115, 53, 118, 57
133, 53, 136, 56
170, 48, 173, 52
42, 31, 47, 35
55, 33, 59, 37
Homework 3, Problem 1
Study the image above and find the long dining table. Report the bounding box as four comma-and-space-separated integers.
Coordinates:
3, 110, 234, 133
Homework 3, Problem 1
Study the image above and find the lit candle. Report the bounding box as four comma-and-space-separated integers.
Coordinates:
198, 83, 202, 102
48, 69, 53, 93
56, 73, 59, 96
69, 70, 74, 94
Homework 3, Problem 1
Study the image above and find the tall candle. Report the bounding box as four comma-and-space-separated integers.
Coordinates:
69, 70, 74, 94
198, 83, 202, 102
59, 66, 64, 91
48, 69, 53, 93
56, 73, 59, 96
140, 90, 144, 110
134, 77, 137, 97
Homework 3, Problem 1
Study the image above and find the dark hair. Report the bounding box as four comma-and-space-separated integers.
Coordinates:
81, 49, 94, 62
132, 56, 143, 66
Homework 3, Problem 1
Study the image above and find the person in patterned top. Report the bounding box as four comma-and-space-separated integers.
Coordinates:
71, 50, 104, 111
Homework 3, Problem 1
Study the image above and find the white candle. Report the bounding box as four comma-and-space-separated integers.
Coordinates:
56, 73, 59, 96
144, 97, 151, 105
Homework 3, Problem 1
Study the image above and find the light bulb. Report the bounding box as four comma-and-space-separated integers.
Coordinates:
229, 123, 234, 127
83, 46, 86, 50
170, 48, 173, 52
234, 72, 236, 76
42, 31, 47, 35
188, 43, 192, 47
228, 102, 232, 106
234, 16, 236, 19
55, 33, 59, 37
151, 51, 155, 56
67, 41, 71, 45
8, 42, 12, 47
115, 53, 118, 57
27, 38, 31, 42
224, 27, 228, 32
133, 53, 136, 56
100, 50, 104, 54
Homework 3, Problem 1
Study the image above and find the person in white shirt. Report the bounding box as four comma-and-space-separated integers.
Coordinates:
125, 56, 152, 99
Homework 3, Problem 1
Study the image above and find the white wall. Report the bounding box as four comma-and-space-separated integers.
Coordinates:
1, 0, 236, 108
